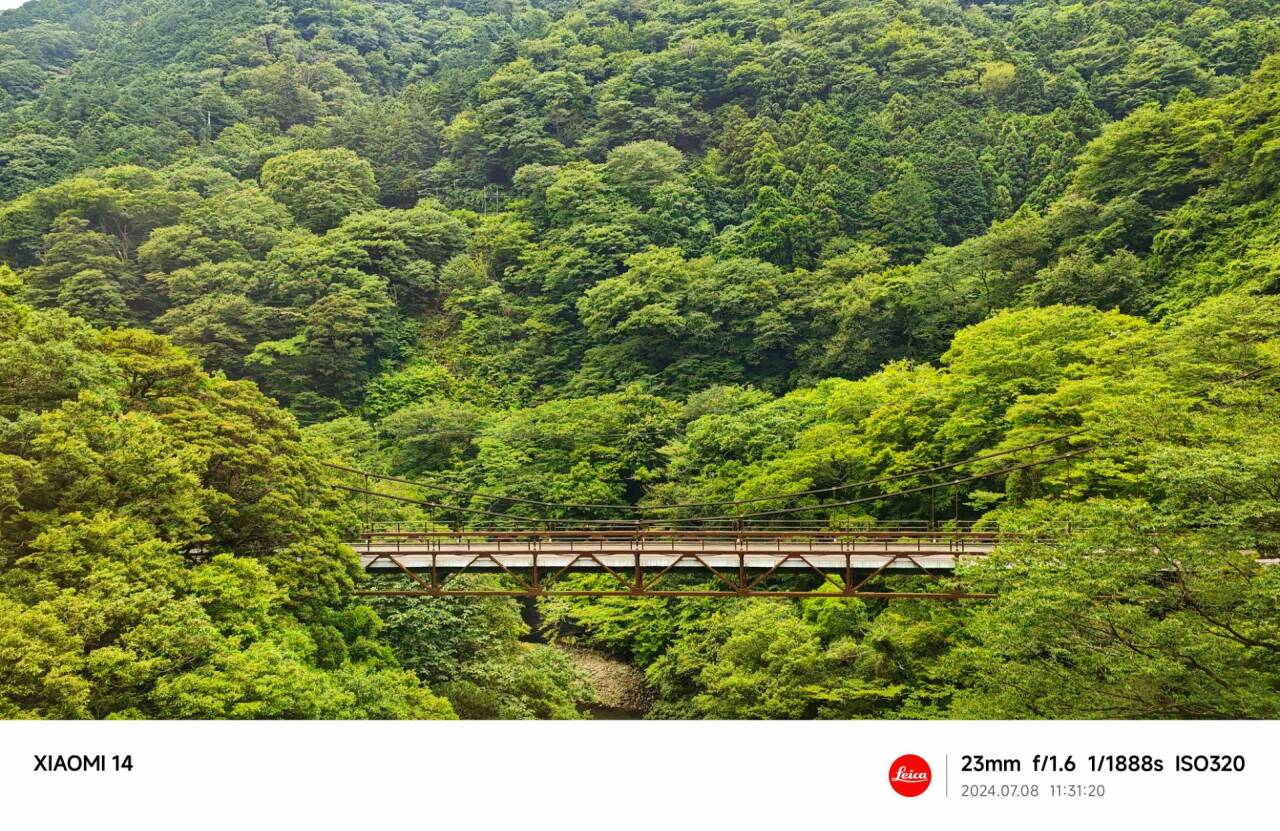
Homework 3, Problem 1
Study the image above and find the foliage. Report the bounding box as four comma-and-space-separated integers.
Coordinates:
261, 149, 379, 232
951, 503, 1280, 719
366, 577, 592, 719
0, 291, 454, 719
5, 0, 1280, 720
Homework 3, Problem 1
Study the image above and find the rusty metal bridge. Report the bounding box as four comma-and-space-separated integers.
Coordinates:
349, 526, 1006, 599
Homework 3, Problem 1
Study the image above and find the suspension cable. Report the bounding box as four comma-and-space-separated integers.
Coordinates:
340, 446, 1093, 527
320, 429, 1087, 513
330, 362, 1273, 525
695, 446, 1096, 522
332, 483, 545, 523
323, 462, 638, 511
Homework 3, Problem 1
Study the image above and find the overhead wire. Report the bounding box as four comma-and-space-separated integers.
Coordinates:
332, 482, 539, 523
320, 429, 1089, 514
326, 331, 1277, 527
334, 445, 1095, 526
694, 446, 1096, 521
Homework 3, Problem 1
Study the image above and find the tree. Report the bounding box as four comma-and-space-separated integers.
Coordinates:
603, 141, 685, 197
576, 248, 797, 392
379, 399, 491, 474
366, 582, 591, 719
0, 134, 77, 200
929, 146, 990, 245
0, 301, 456, 719
23, 215, 138, 322
869, 163, 942, 263
155, 292, 271, 377
328, 202, 471, 310
56, 269, 130, 328
952, 504, 1280, 718
653, 603, 827, 719
261, 149, 379, 232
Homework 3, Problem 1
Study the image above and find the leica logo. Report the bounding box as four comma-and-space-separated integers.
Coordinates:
888, 754, 932, 797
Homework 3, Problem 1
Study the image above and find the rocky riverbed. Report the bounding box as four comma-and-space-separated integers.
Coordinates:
558, 644, 653, 718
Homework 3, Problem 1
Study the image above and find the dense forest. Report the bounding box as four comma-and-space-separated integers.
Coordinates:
2, 0, 1279, 719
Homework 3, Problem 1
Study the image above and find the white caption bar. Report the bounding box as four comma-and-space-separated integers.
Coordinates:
1, 720, 1274, 830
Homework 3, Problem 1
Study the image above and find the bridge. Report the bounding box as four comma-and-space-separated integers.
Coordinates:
350, 526, 1005, 599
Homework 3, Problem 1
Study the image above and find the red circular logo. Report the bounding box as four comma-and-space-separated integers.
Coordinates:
888, 754, 932, 797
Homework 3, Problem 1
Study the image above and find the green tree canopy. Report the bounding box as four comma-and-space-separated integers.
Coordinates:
261, 148, 379, 233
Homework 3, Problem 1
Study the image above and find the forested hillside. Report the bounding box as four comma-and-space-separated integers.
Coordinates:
2, 0, 1280, 719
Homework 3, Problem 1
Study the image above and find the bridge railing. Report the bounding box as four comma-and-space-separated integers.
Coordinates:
356, 518, 992, 535
351, 527, 1020, 558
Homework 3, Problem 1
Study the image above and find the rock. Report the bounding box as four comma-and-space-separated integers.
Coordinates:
558, 644, 654, 714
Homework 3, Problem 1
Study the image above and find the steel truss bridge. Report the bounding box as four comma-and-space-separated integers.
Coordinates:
350, 526, 1005, 599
